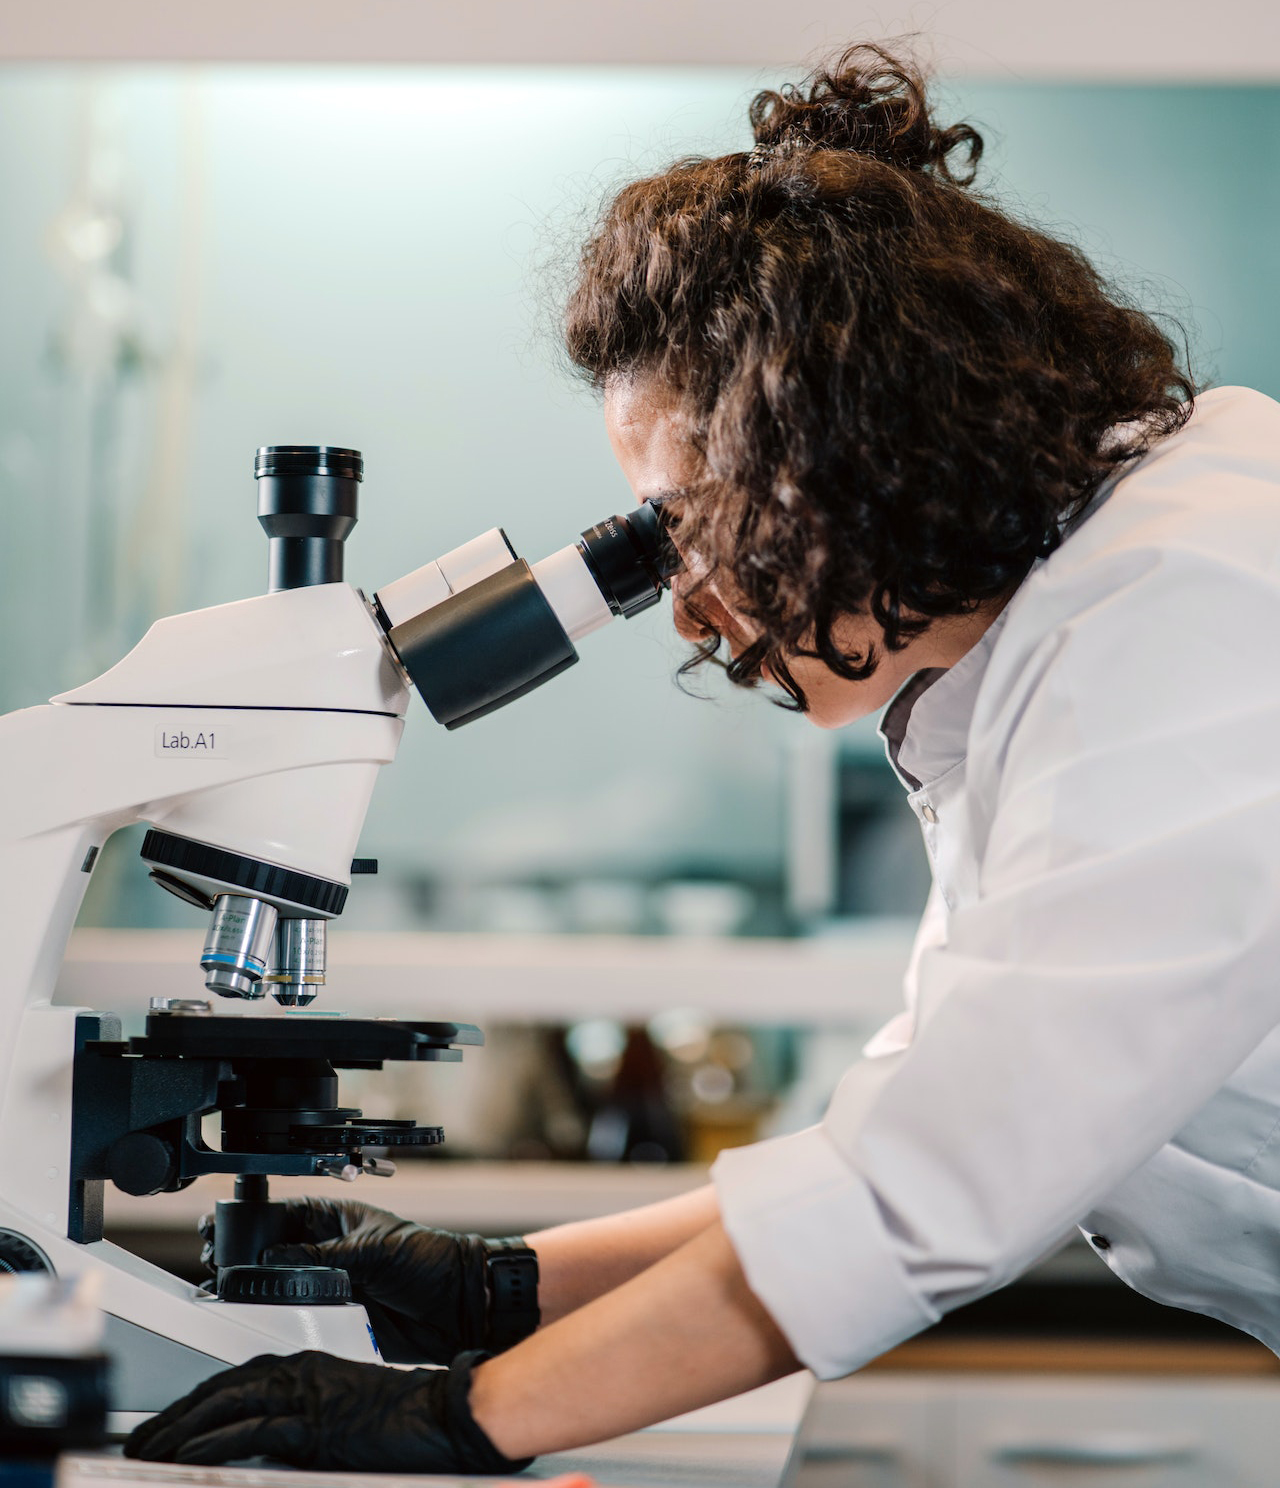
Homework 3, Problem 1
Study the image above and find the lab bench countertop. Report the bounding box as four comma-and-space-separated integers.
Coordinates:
61, 1375, 812, 1488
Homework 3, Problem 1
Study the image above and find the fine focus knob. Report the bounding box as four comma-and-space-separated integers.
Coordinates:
215, 1265, 353, 1306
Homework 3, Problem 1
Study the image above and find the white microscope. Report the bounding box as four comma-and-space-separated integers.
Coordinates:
0, 446, 675, 1426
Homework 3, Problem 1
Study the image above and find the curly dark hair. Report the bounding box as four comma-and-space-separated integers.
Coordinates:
563, 45, 1196, 708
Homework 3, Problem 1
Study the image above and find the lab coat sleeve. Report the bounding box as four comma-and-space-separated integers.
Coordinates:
714, 547, 1280, 1379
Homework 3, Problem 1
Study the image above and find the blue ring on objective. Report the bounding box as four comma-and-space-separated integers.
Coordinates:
202, 952, 267, 971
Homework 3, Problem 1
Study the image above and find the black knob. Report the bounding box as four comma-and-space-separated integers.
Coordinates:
255, 446, 362, 593
216, 1265, 353, 1306
0, 1230, 53, 1275
107, 1133, 176, 1196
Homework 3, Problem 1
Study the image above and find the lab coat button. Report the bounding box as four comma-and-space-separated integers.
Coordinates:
1090, 1234, 1111, 1251
921, 803, 938, 823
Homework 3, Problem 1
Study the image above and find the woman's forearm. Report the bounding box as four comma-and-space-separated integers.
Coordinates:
470, 1218, 800, 1459
526, 1184, 720, 1325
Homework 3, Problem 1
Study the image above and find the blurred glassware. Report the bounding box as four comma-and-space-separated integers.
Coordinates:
690, 1063, 734, 1104
648, 1007, 712, 1064
560, 879, 649, 935
565, 1018, 627, 1082
579, 1025, 685, 1164
0, 1272, 110, 1465
650, 879, 755, 937
360, 1024, 586, 1161
472, 883, 563, 935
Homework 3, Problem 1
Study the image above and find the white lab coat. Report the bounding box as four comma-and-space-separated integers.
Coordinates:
712, 385, 1280, 1379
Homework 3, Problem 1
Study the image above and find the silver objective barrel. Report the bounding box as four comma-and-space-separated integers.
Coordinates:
264, 918, 327, 1007
201, 894, 279, 999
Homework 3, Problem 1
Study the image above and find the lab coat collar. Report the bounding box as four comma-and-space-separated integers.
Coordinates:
878, 605, 1013, 791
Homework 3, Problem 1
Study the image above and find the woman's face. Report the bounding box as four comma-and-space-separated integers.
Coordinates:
603, 375, 998, 728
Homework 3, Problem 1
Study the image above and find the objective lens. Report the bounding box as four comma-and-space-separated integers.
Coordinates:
265, 918, 327, 1007
577, 499, 681, 621
202, 894, 279, 999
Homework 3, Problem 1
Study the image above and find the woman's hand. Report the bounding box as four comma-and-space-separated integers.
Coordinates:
200, 1198, 497, 1363
134, 1214, 798, 1469
123, 1350, 527, 1473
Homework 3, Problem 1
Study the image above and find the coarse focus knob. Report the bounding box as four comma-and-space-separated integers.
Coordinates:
215, 1265, 354, 1306
107, 1133, 177, 1196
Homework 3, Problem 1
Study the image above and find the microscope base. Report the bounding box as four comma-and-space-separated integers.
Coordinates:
0, 1003, 466, 1415
0, 1213, 381, 1413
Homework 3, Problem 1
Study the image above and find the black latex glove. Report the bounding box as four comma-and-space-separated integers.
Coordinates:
199, 1198, 494, 1364
124, 1349, 529, 1473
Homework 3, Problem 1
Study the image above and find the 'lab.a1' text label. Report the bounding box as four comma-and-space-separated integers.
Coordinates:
154, 723, 230, 759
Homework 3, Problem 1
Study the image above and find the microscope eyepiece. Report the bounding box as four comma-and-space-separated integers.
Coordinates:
255, 445, 362, 593
377, 496, 680, 730
254, 446, 363, 482
577, 500, 681, 621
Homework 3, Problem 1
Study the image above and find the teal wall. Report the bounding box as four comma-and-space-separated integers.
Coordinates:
953, 82, 1280, 400
1, 69, 1276, 925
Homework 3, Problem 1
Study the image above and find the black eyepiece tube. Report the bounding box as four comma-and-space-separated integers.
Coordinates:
383, 496, 679, 731
577, 499, 681, 621
389, 560, 578, 731
255, 446, 362, 593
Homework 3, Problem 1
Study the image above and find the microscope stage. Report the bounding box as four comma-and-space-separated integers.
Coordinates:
120, 1012, 483, 1066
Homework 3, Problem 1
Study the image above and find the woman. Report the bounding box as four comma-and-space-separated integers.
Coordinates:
128, 46, 1280, 1472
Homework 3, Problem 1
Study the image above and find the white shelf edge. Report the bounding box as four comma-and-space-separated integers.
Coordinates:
59, 925, 915, 1026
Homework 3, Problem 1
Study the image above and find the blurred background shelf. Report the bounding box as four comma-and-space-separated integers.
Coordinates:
58, 924, 918, 1025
